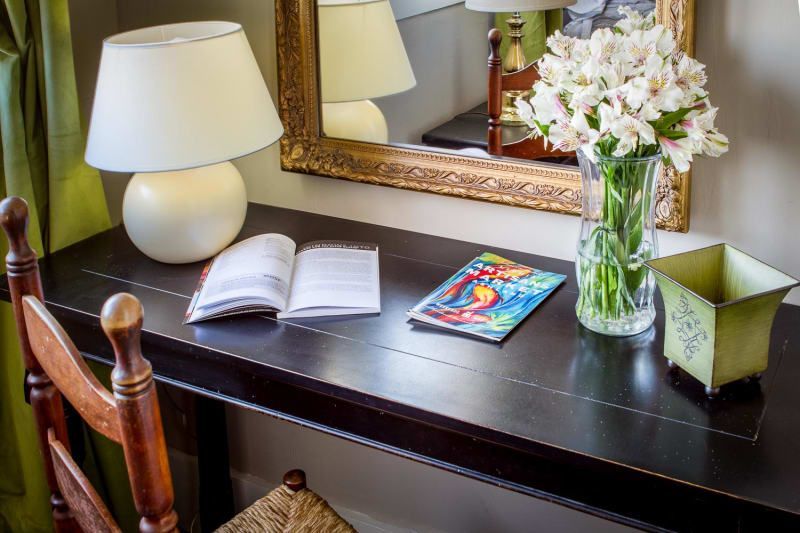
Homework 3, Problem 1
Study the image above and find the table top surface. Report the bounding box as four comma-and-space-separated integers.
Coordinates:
420, 103, 529, 149
420, 103, 579, 165
3, 203, 799, 529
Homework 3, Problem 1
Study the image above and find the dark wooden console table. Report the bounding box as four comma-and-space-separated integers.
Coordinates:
2, 204, 799, 532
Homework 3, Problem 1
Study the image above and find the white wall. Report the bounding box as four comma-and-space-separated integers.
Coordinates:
90, 0, 800, 305
389, 0, 463, 21
373, 3, 487, 144
78, 1, 800, 308
67, 0, 800, 529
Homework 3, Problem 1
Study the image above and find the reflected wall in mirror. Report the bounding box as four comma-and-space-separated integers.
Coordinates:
277, 0, 695, 231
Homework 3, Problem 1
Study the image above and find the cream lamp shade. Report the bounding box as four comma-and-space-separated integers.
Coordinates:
86, 21, 283, 172
318, 0, 416, 103
85, 22, 284, 264
465, 0, 576, 11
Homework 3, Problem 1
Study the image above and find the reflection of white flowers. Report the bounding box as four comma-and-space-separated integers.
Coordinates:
615, 5, 655, 35
517, 6, 728, 171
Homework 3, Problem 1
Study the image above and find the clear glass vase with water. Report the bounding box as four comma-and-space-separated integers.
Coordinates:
575, 150, 661, 336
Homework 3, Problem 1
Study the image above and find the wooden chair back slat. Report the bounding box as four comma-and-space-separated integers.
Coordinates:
2, 196, 179, 533
22, 295, 122, 443
0, 196, 77, 530
500, 137, 556, 160
501, 61, 540, 92
486, 29, 575, 161
49, 429, 121, 533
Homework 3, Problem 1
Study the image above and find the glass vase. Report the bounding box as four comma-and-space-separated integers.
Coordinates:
575, 150, 661, 336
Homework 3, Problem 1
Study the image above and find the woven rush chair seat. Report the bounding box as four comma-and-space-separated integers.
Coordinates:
216, 470, 355, 533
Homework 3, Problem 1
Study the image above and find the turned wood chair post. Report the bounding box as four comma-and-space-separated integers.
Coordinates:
487, 28, 503, 156
102, 293, 179, 533
0, 196, 75, 531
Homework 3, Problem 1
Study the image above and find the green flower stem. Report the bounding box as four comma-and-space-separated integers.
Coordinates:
577, 154, 656, 325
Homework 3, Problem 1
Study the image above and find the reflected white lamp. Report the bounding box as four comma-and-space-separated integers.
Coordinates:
466, 0, 576, 124
85, 21, 284, 264
318, 0, 416, 143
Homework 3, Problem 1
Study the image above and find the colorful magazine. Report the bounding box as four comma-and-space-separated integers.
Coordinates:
407, 252, 566, 341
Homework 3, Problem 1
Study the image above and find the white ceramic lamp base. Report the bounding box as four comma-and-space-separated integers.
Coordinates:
123, 161, 247, 264
322, 100, 389, 144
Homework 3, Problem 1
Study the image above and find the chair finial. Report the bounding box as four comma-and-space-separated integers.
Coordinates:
283, 469, 307, 492
102, 293, 151, 396
489, 28, 502, 60
0, 196, 35, 266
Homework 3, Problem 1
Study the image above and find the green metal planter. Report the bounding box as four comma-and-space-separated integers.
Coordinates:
645, 244, 799, 398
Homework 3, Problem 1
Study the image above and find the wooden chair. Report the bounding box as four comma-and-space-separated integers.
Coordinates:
0, 196, 354, 533
487, 28, 574, 161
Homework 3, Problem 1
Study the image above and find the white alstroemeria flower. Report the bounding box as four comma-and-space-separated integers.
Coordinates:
693, 104, 718, 130
675, 54, 708, 99
680, 105, 719, 149
573, 39, 591, 63
597, 102, 620, 137
529, 82, 570, 124
562, 60, 605, 111
547, 31, 579, 60
610, 115, 656, 156
537, 54, 572, 86
515, 99, 538, 131
599, 60, 628, 91
523, 8, 725, 173
615, 6, 656, 35
625, 55, 684, 112
624, 25, 676, 73
550, 111, 600, 159
701, 129, 729, 158
589, 28, 620, 63
637, 102, 661, 122
603, 84, 628, 114
647, 25, 677, 58
658, 136, 694, 172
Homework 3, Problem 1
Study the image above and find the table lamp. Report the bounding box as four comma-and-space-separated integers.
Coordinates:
85, 22, 284, 264
466, 0, 576, 124
318, 0, 416, 144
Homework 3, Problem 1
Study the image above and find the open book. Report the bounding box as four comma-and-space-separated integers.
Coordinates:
185, 234, 380, 323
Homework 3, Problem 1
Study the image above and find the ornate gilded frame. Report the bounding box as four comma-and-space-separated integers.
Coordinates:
276, 0, 695, 231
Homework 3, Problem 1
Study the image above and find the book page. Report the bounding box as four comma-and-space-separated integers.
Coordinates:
195, 234, 296, 312
284, 241, 380, 314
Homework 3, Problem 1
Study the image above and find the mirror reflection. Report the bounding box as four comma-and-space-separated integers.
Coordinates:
317, 0, 656, 167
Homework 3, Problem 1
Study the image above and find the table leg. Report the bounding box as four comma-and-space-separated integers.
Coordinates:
195, 395, 235, 532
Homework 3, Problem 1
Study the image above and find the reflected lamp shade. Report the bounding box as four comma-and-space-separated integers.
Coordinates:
85, 21, 284, 172
465, 0, 576, 11
318, 0, 416, 103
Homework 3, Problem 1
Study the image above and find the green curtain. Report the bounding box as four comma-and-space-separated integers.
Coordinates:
1, 1, 136, 531
494, 10, 564, 65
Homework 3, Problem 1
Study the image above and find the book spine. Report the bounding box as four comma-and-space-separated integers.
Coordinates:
183, 259, 214, 324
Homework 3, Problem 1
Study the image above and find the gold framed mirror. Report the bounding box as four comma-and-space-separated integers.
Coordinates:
276, 0, 695, 232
